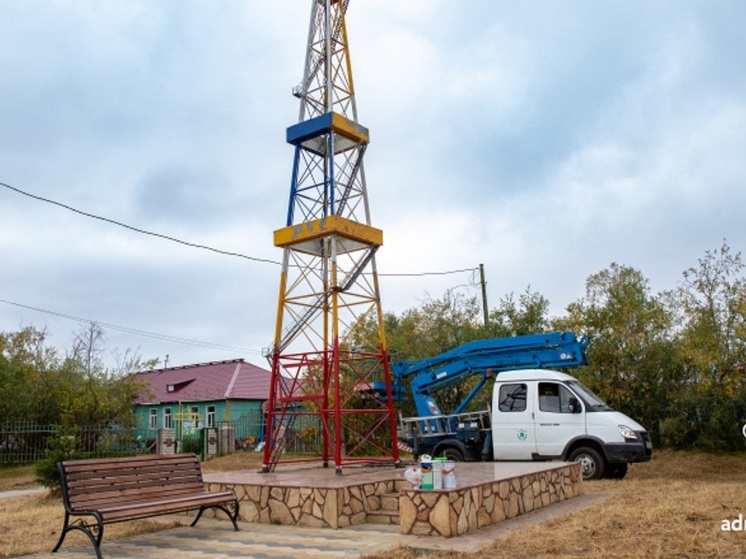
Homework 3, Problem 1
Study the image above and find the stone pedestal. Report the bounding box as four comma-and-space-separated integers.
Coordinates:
203, 461, 582, 538
398, 462, 582, 537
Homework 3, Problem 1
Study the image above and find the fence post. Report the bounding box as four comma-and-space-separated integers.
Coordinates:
157, 428, 176, 455
203, 428, 218, 458
218, 426, 234, 455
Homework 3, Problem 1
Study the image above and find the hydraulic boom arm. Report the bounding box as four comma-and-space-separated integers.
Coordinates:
392, 331, 589, 419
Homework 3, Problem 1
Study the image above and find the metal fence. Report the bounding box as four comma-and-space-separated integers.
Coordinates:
218, 410, 264, 451
1, 416, 322, 466
0, 422, 157, 465
217, 411, 322, 454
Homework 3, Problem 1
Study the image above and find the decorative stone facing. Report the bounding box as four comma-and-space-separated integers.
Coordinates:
205, 479, 400, 528
398, 463, 582, 537
202, 462, 581, 537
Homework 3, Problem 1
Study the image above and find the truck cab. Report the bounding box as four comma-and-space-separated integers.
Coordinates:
490, 369, 652, 479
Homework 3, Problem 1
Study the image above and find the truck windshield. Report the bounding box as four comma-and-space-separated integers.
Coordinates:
565, 380, 612, 410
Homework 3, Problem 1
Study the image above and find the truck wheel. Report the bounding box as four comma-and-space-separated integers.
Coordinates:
442, 447, 464, 461
605, 463, 628, 479
568, 447, 605, 480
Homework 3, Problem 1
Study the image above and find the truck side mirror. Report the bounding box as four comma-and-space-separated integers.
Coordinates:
569, 397, 581, 414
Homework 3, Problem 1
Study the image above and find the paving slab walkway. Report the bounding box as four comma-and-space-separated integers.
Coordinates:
16, 493, 608, 559
0, 486, 47, 499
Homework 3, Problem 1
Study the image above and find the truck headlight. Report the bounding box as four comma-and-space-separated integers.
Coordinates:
619, 425, 638, 440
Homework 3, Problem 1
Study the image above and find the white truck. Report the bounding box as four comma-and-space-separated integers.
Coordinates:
392, 332, 653, 480
488, 369, 652, 479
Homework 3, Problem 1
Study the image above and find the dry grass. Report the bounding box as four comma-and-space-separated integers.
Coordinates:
2, 451, 745, 558
201, 450, 265, 472
368, 450, 746, 559
0, 491, 186, 558
0, 465, 36, 492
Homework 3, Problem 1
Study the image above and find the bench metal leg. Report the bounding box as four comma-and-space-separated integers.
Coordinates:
52, 512, 70, 554
191, 500, 240, 531
52, 512, 104, 559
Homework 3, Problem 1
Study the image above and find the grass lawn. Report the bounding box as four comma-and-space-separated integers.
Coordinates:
0, 464, 36, 492
1, 451, 745, 558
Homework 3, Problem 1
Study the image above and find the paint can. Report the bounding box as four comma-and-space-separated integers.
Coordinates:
433, 457, 446, 490
442, 460, 457, 489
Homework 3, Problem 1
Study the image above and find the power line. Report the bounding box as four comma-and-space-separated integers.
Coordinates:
1, 181, 281, 266
0, 297, 261, 355
378, 267, 477, 277
2, 180, 477, 278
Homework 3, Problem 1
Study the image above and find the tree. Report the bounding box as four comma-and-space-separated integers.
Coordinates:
554, 263, 678, 445
70, 320, 106, 377
662, 241, 746, 450
486, 286, 551, 337
0, 323, 152, 428
350, 291, 483, 361
674, 241, 745, 383
56, 322, 145, 427
0, 326, 58, 424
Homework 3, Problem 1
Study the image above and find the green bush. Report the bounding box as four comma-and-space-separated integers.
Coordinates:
34, 426, 78, 490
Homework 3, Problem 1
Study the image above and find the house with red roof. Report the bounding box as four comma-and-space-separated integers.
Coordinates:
133, 359, 271, 450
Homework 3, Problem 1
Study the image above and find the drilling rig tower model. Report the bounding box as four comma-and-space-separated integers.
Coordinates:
262, 0, 400, 474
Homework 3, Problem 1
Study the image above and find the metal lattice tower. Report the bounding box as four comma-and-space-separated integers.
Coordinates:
262, 0, 400, 474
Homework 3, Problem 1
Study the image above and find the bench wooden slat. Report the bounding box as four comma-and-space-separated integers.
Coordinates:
69, 485, 207, 509
64, 462, 201, 480
72, 486, 203, 503
98, 491, 238, 521
64, 456, 200, 469
62, 454, 198, 467
66, 478, 204, 497
64, 469, 201, 485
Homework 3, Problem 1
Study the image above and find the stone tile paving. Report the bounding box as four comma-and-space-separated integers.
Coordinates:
20, 518, 414, 559
18, 494, 608, 559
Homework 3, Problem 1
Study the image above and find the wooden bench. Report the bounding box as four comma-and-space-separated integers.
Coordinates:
53, 453, 239, 559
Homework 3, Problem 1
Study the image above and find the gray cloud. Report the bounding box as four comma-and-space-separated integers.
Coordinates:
2, 0, 745, 368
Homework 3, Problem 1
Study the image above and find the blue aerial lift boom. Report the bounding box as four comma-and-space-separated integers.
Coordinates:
389, 331, 589, 460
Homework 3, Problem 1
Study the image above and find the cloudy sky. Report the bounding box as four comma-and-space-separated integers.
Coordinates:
1, 0, 745, 370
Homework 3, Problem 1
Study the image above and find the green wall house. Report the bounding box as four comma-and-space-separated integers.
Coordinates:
133, 359, 271, 450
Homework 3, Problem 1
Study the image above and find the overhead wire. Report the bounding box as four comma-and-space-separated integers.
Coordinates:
1, 181, 476, 277
1, 180, 479, 353
378, 267, 477, 277
0, 297, 261, 355
1, 181, 281, 266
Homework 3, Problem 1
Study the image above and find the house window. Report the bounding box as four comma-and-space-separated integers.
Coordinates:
149, 409, 157, 429
190, 406, 200, 428
207, 406, 216, 428
164, 407, 173, 429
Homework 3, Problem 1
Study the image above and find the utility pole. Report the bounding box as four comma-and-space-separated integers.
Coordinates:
479, 263, 489, 328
